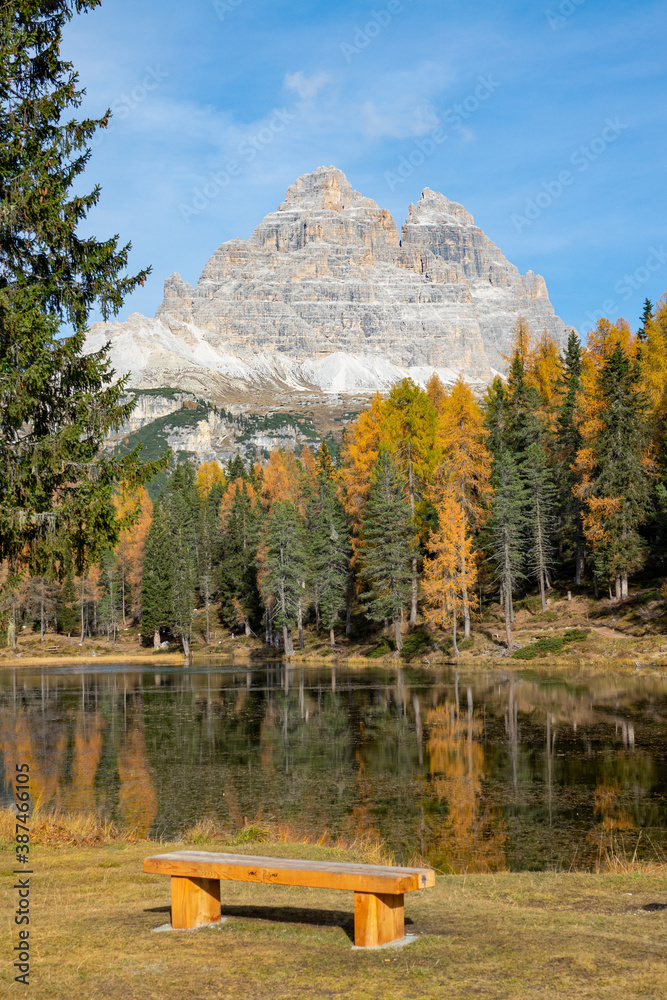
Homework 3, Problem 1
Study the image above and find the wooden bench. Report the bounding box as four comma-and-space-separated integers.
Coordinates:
144, 850, 435, 948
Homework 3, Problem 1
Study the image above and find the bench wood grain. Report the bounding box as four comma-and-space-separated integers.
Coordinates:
144, 850, 435, 946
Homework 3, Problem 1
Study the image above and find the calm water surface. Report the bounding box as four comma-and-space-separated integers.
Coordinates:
1, 660, 666, 871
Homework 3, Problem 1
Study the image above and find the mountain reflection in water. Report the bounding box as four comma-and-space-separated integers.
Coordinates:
1, 662, 666, 871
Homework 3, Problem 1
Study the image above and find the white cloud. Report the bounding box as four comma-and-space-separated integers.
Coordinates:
283, 70, 333, 101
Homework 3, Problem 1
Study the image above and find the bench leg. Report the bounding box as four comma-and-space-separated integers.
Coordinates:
354, 892, 404, 947
170, 876, 221, 929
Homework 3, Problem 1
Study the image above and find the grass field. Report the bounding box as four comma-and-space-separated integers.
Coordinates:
2, 837, 666, 999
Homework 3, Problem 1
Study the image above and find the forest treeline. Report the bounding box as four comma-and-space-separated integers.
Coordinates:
6, 296, 667, 657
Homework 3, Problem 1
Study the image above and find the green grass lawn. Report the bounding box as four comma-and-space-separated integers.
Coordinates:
2, 839, 666, 999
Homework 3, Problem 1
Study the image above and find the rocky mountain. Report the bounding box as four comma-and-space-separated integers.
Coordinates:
87, 166, 571, 402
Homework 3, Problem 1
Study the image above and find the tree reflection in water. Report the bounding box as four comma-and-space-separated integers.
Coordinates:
0, 663, 665, 870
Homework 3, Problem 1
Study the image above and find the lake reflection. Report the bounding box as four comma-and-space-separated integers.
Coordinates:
1, 661, 666, 871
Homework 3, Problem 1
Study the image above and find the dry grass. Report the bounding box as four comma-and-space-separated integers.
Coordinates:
0, 807, 135, 847
0, 651, 185, 668
1, 838, 666, 999
180, 816, 395, 867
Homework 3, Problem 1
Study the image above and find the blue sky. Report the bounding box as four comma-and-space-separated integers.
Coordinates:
65, 0, 667, 336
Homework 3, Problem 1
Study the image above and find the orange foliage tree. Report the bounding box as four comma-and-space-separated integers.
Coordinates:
422, 492, 477, 653
114, 488, 153, 623
433, 376, 491, 638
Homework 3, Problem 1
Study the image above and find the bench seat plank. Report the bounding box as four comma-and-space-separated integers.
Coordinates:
144, 850, 435, 895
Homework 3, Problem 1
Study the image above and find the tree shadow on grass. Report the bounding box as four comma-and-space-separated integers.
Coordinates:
144, 904, 414, 943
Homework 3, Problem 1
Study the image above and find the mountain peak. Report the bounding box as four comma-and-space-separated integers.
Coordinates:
88, 167, 571, 400
278, 165, 378, 212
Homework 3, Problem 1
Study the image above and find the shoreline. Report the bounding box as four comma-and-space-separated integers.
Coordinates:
0, 651, 187, 669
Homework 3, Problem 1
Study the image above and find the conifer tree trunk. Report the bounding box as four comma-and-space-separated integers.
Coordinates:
153, 629, 160, 650
393, 610, 403, 653
330, 627, 335, 649
575, 540, 585, 586
615, 576, 621, 602
297, 600, 304, 651
346, 596, 351, 637
621, 573, 628, 600
504, 584, 513, 650
80, 578, 85, 644
452, 611, 459, 656
283, 624, 294, 656
40, 586, 45, 643
408, 459, 418, 626
461, 514, 470, 639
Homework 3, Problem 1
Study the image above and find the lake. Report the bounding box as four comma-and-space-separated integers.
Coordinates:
1, 659, 666, 871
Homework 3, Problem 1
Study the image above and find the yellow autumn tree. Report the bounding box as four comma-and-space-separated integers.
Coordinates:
114, 487, 153, 623
425, 371, 448, 415
505, 315, 534, 364
195, 460, 226, 498
433, 376, 491, 638
261, 449, 303, 510
339, 392, 386, 534
422, 492, 477, 653
299, 445, 318, 493
525, 328, 562, 432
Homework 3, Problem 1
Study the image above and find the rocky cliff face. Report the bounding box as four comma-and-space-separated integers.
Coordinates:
87, 167, 571, 397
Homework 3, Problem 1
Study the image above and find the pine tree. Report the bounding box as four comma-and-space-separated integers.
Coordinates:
579, 345, 653, 599
197, 485, 222, 645
311, 482, 351, 648
57, 572, 79, 637
26, 573, 57, 641
168, 484, 196, 659
141, 499, 172, 649
486, 452, 525, 649
262, 500, 308, 655
0, 0, 158, 579
523, 443, 557, 611
382, 378, 437, 625
555, 331, 586, 583
638, 298, 653, 341
219, 481, 260, 634
98, 549, 121, 645
359, 450, 415, 652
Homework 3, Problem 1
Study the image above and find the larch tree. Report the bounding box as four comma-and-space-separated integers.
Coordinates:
359, 449, 415, 653
339, 392, 386, 535
435, 375, 492, 638
423, 492, 477, 655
